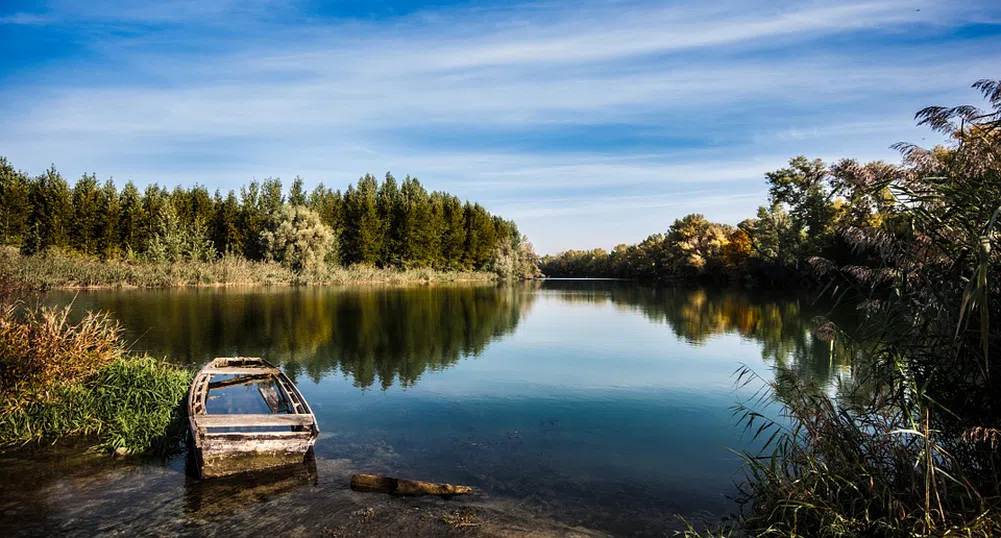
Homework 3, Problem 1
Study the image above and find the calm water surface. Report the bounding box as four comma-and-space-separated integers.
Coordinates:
0, 281, 840, 536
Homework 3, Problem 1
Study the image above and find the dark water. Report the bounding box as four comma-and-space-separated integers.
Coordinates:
0, 281, 839, 536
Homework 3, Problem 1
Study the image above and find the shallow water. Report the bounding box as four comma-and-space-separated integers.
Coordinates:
1, 281, 839, 536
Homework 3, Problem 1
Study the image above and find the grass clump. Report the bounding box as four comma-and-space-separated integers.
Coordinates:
0, 301, 122, 397
0, 302, 191, 456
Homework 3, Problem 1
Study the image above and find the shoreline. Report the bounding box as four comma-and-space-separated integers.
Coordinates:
1, 247, 500, 291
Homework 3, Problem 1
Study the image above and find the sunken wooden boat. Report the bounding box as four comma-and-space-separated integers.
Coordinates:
188, 357, 319, 479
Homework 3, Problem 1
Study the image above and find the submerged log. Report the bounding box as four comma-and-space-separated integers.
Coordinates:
350, 473, 472, 496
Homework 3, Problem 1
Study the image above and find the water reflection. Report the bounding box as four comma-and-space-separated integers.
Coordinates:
52, 282, 840, 391
182, 451, 317, 520
540, 280, 843, 384
56, 285, 534, 390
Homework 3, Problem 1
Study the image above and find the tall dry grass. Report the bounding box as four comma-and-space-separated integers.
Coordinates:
0, 301, 190, 455
0, 246, 494, 289
0, 302, 122, 401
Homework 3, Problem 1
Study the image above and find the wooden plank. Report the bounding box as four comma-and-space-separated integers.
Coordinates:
202, 435, 314, 456
195, 413, 314, 428
202, 367, 281, 376
203, 431, 314, 441
208, 375, 273, 390
258, 384, 284, 413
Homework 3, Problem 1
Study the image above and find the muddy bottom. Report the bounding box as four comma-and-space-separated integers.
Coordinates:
0, 446, 649, 537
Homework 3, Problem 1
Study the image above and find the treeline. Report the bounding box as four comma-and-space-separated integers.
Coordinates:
0, 158, 540, 278
541, 155, 889, 288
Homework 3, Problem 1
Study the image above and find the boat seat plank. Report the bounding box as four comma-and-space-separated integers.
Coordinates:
201, 367, 281, 376
203, 431, 315, 440
194, 413, 314, 428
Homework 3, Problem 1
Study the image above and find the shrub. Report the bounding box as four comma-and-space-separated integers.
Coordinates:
261, 204, 338, 274
0, 302, 122, 400
0, 303, 191, 455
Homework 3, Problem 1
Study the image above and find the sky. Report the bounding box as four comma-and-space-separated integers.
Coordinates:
1, 0, 999, 254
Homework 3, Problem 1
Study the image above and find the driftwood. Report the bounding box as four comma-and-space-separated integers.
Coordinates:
350, 473, 472, 496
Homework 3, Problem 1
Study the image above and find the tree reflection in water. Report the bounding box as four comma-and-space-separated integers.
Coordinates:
542, 280, 845, 386
58, 281, 840, 391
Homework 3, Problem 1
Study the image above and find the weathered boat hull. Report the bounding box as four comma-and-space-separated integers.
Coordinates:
196, 432, 315, 478
188, 357, 319, 479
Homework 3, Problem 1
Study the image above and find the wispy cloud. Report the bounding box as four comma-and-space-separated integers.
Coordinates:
1, 0, 999, 253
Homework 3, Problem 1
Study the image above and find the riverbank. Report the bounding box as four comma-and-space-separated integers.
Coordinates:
0, 302, 191, 455
0, 247, 496, 290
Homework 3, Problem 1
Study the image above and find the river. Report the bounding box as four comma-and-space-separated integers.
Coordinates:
0, 280, 839, 537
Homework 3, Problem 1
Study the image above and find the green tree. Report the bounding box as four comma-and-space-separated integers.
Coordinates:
71, 173, 101, 255
0, 157, 30, 247
376, 173, 403, 267
400, 176, 437, 267
665, 213, 731, 281
212, 189, 243, 255
342, 175, 382, 265
259, 178, 284, 218
308, 184, 343, 237
24, 166, 73, 254
147, 202, 215, 262
287, 176, 307, 207
140, 184, 169, 253
239, 180, 263, 259
764, 156, 843, 256
464, 202, 496, 269
118, 181, 144, 255
439, 194, 467, 270
94, 179, 121, 259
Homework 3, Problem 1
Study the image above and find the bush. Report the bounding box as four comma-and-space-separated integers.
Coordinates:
0, 303, 191, 455
260, 204, 338, 274
0, 302, 122, 399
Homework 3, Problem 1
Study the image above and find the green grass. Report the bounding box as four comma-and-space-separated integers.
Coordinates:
0, 246, 495, 290
0, 300, 192, 456
1, 355, 191, 456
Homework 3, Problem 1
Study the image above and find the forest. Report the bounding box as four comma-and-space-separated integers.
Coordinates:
540, 155, 896, 288
0, 161, 540, 281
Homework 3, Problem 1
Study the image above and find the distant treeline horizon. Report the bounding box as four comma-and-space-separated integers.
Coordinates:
0, 156, 537, 274
540, 154, 910, 288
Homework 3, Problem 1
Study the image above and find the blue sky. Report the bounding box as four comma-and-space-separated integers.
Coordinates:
1, 0, 999, 254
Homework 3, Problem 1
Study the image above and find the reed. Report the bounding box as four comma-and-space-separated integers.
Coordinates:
0, 246, 495, 290
0, 302, 191, 455
681, 80, 1001, 538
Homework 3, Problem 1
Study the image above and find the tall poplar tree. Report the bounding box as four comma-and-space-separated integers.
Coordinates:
377, 173, 402, 267
309, 183, 343, 236
71, 173, 100, 255
288, 176, 307, 206
118, 181, 143, 254
439, 194, 467, 270
95, 179, 121, 258
0, 157, 30, 247
212, 189, 243, 256
343, 175, 382, 265
463, 202, 496, 269
140, 184, 168, 253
